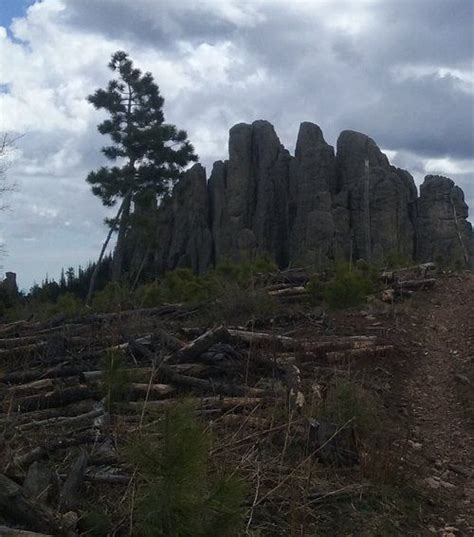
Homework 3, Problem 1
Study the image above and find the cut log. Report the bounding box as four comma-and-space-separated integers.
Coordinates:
0, 474, 65, 535
14, 435, 98, 467
128, 382, 175, 399
17, 408, 104, 432
268, 286, 308, 297
8, 379, 55, 397
0, 527, 53, 536
0, 342, 48, 360
393, 278, 436, 291
58, 451, 88, 512
167, 325, 229, 364
9, 386, 99, 413
326, 345, 394, 362
227, 329, 300, 351
303, 336, 378, 353
114, 396, 264, 414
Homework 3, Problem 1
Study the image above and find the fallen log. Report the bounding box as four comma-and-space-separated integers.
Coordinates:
168, 325, 229, 364
130, 337, 263, 397
0, 474, 65, 536
0, 320, 29, 338
268, 286, 308, 297
17, 407, 105, 432
114, 396, 264, 414
58, 451, 88, 512
303, 336, 378, 353
0, 401, 96, 428
14, 435, 98, 467
393, 278, 436, 291
326, 345, 394, 362
9, 386, 99, 413
227, 329, 300, 351
0, 527, 53, 536
128, 382, 175, 399
0, 342, 48, 360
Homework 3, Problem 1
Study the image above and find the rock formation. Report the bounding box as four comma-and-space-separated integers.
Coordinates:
124, 122, 473, 276
209, 120, 291, 267
288, 122, 338, 266
416, 175, 473, 267
336, 130, 417, 263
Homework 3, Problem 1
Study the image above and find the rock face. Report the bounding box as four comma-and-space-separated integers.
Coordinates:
336, 131, 417, 263
209, 120, 291, 267
416, 175, 474, 267
288, 122, 338, 266
154, 163, 213, 274
1, 272, 18, 298
123, 121, 473, 276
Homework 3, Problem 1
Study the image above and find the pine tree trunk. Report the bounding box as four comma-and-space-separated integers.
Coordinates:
85, 193, 129, 306
111, 190, 132, 282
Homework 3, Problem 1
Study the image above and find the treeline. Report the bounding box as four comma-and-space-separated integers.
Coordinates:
28, 255, 113, 302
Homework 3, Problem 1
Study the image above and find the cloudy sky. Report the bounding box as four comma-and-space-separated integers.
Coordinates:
0, 0, 473, 290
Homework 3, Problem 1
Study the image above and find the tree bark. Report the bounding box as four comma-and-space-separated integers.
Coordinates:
86, 192, 130, 306
111, 190, 132, 282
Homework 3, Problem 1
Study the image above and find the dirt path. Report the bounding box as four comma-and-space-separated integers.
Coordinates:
399, 273, 474, 535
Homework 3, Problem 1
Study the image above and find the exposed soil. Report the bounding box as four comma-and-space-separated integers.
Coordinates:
388, 272, 474, 535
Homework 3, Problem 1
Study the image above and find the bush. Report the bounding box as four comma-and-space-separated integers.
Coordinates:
323, 264, 374, 309
125, 401, 247, 536
101, 350, 129, 409
319, 377, 381, 439
92, 281, 136, 312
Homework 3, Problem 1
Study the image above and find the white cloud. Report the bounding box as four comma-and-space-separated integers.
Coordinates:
0, 0, 472, 289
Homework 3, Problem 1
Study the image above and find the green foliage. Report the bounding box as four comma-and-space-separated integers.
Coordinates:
125, 402, 247, 537
101, 350, 129, 409
306, 274, 324, 305
213, 256, 277, 289
319, 377, 381, 438
92, 281, 136, 312
55, 292, 84, 317
79, 510, 112, 536
323, 263, 374, 309
87, 50, 197, 208
383, 251, 413, 270
159, 269, 212, 303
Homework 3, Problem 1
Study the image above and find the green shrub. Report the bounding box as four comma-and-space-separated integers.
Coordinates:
213, 256, 277, 289
101, 350, 129, 409
319, 377, 381, 439
323, 264, 374, 309
125, 401, 247, 536
56, 292, 85, 317
159, 269, 212, 303
92, 281, 136, 312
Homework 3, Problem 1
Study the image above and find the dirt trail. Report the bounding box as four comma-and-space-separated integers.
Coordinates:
399, 273, 474, 535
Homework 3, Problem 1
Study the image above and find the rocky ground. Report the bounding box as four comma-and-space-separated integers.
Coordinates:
0, 270, 472, 536
392, 272, 474, 535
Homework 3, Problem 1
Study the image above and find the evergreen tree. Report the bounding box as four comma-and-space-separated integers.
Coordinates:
86, 50, 197, 297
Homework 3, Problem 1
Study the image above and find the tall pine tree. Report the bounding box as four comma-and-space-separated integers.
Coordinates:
86, 51, 197, 301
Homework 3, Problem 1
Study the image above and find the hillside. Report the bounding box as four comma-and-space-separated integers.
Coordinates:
0, 265, 472, 536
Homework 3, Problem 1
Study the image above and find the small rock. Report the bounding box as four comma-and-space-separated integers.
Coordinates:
408, 439, 423, 451
454, 373, 471, 385
424, 477, 440, 489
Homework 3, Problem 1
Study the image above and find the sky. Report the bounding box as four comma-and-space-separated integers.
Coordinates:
0, 0, 473, 290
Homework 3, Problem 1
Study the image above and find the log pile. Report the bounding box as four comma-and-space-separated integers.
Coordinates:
0, 265, 440, 533
0, 302, 396, 534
